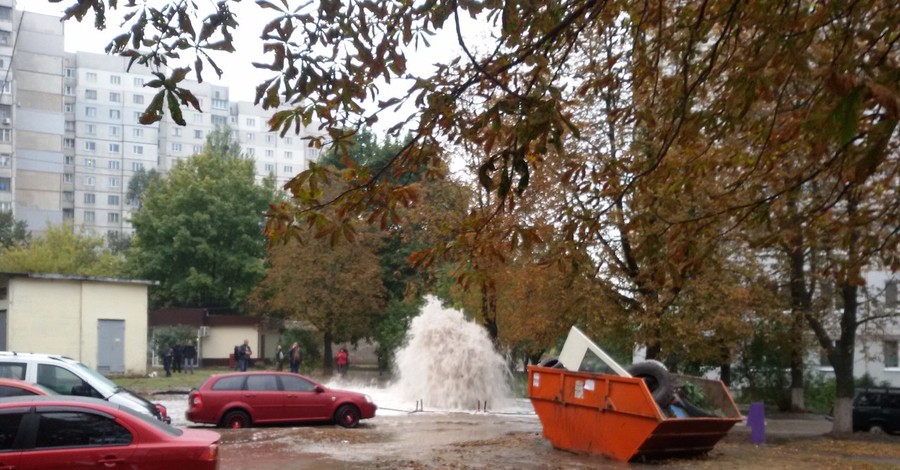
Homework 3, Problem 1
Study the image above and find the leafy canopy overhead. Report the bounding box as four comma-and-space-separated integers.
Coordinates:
0, 224, 123, 277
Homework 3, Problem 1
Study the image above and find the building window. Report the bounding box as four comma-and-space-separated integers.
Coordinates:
284, 137, 292, 145
0, 56, 7, 70
819, 340, 833, 368
131, 162, 144, 171
85, 89, 97, 100
63, 209, 74, 221
193, 145, 203, 154
64, 173, 74, 183
173, 128, 182, 137
0, 154, 8, 167
65, 68, 75, 78
0, 177, 9, 192
64, 85, 75, 96
134, 77, 145, 87
264, 163, 274, 172
86, 124, 96, 135
65, 121, 76, 132
84, 193, 95, 204
85, 106, 97, 117
885, 340, 899, 368
246, 148, 255, 156
85, 72, 97, 82
265, 135, 275, 144
265, 149, 274, 158
109, 160, 120, 170
246, 118, 256, 126
65, 155, 75, 165
212, 115, 227, 125
246, 133, 254, 141
84, 176, 95, 186
887, 281, 898, 309
194, 130, 203, 139
133, 94, 144, 105
84, 211, 95, 222
108, 212, 120, 223
133, 128, 144, 138
284, 166, 293, 173
109, 126, 120, 137
108, 195, 120, 206
0, 81, 9, 94
109, 109, 121, 120
64, 103, 73, 113
85, 158, 96, 167
84, 142, 96, 152
63, 191, 74, 202
133, 111, 142, 121
172, 143, 182, 152
212, 99, 227, 110
284, 151, 292, 160
0, 31, 9, 46
109, 177, 120, 188
110, 143, 121, 153
0, 129, 9, 142
64, 138, 75, 149
109, 92, 121, 103
110, 75, 121, 85
133, 145, 143, 155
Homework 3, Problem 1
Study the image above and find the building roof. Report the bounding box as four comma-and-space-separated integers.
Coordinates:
0, 272, 157, 286
149, 308, 260, 328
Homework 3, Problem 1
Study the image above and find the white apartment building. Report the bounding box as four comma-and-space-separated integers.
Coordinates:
7, 6, 323, 240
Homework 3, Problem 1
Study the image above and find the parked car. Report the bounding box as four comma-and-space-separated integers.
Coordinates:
0, 378, 55, 397
853, 387, 900, 434
0, 351, 170, 423
0, 396, 220, 470
187, 371, 377, 429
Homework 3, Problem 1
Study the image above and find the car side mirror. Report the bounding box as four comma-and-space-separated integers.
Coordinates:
314, 385, 325, 393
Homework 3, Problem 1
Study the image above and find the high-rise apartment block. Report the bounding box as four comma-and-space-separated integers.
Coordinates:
5, 5, 322, 239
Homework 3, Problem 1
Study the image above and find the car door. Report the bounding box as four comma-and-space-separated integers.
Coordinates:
243, 375, 282, 423
0, 408, 26, 470
19, 408, 136, 470
852, 391, 881, 431
279, 375, 331, 421
884, 392, 900, 433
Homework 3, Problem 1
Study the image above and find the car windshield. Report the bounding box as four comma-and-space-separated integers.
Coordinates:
72, 361, 117, 396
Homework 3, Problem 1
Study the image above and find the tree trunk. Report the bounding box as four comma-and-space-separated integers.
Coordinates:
786, 191, 811, 412
323, 328, 334, 376
481, 281, 499, 343
719, 346, 732, 386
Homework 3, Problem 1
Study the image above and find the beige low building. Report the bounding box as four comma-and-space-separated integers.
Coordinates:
0, 272, 154, 375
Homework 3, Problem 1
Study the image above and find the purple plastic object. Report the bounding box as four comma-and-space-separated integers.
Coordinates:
747, 402, 765, 444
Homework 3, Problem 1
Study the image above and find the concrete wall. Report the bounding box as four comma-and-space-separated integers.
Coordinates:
6, 277, 149, 375
201, 325, 258, 361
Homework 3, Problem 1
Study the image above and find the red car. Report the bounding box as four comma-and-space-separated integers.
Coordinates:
187, 371, 377, 429
0, 396, 220, 470
0, 378, 55, 397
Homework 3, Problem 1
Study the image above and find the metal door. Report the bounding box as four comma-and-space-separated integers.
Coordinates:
97, 320, 125, 374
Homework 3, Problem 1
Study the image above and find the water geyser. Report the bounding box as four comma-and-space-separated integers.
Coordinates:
392, 297, 512, 410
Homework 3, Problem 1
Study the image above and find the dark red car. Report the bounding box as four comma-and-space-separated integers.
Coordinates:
0, 396, 221, 470
187, 371, 377, 429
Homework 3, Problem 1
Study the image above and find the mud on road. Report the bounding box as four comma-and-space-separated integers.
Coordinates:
202, 411, 900, 470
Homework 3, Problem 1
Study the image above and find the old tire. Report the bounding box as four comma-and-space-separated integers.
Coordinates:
537, 357, 565, 368
335, 404, 361, 428
868, 423, 886, 434
627, 361, 674, 408
222, 410, 251, 429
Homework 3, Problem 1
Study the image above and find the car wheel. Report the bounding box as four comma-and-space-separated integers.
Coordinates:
626, 361, 674, 408
868, 423, 885, 435
335, 404, 361, 428
222, 410, 251, 429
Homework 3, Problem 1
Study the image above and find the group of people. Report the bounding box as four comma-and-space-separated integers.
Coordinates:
160, 338, 351, 377
274, 343, 350, 378
160, 341, 198, 377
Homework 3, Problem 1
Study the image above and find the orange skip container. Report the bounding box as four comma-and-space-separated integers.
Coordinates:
528, 365, 743, 462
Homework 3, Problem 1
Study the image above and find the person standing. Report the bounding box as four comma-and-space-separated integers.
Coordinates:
239, 339, 252, 372
275, 344, 285, 371
289, 341, 302, 373
172, 342, 183, 374
161, 344, 173, 377
335, 347, 349, 378
183, 340, 197, 374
